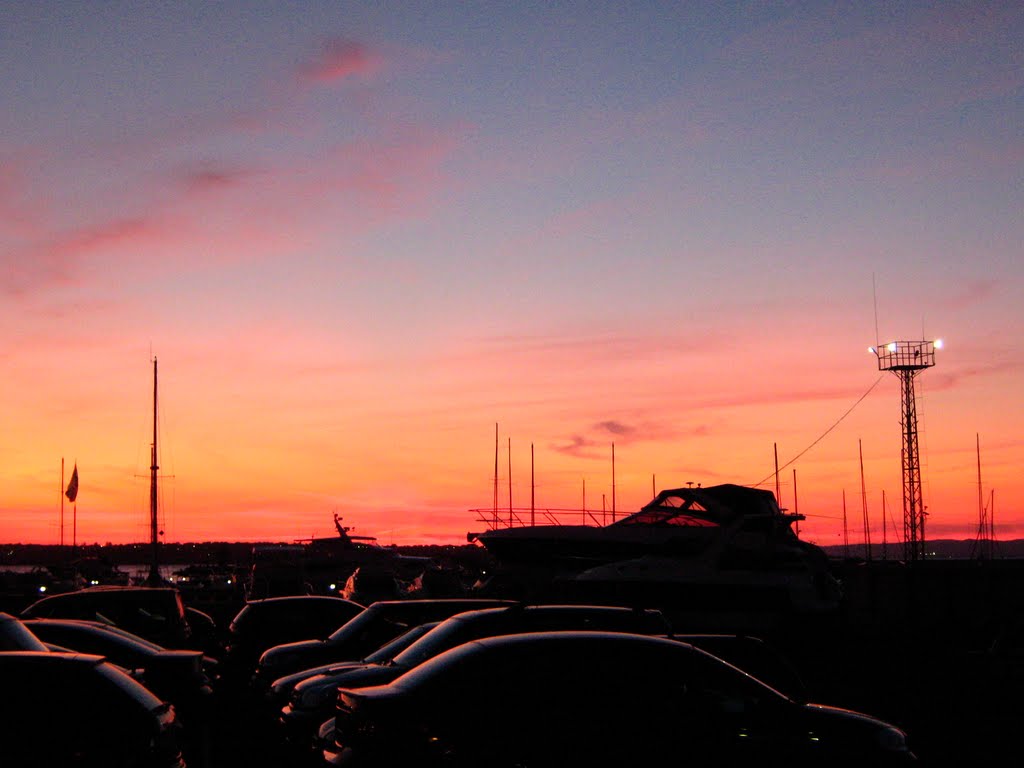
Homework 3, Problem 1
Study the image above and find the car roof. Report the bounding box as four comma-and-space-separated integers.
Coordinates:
392, 630, 695, 686
388, 605, 669, 665
336, 631, 704, 700
22, 618, 166, 650
444, 604, 663, 622
0, 650, 106, 666
244, 595, 364, 607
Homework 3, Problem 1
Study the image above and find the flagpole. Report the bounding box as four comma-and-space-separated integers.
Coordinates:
60, 457, 65, 548
64, 463, 79, 554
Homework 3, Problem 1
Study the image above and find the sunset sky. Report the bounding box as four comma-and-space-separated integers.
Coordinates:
2, 2, 1021, 548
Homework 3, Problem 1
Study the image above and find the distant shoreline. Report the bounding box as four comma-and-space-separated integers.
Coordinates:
0, 540, 491, 568
3, 538, 1022, 567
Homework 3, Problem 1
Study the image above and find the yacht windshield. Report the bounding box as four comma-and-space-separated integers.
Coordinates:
615, 496, 719, 527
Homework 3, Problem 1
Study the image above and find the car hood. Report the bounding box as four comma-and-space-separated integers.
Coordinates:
800, 702, 911, 754
300, 663, 400, 693
260, 638, 325, 667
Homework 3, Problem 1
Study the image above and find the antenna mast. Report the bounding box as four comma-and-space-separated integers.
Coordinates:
492, 424, 498, 529
869, 339, 941, 561
859, 439, 872, 561
972, 433, 995, 560
148, 357, 161, 585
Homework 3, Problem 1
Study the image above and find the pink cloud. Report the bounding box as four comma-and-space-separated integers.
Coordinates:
5, 121, 461, 299
927, 359, 1022, 392
32, 216, 162, 277
299, 39, 383, 85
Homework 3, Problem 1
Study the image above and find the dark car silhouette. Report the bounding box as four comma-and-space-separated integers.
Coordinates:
325, 631, 916, 767
22, 618, 214, 719
0, 612, 50, 652
279, 604, 669, 749
253, 599, 513, 687
267, 620, 442, 713
223, 595, 365, 684
0, 650, 186, 768
20, 586, 218, 654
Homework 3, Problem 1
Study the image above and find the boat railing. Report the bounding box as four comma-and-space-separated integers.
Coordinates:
469, 507, 614, 530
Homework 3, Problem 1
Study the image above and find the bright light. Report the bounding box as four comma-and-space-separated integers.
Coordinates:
328, 583, 337, 591
887, 342, 897, 352
868, 347, 876, 354
934, 338, 944, 350
38, 585, 47, 593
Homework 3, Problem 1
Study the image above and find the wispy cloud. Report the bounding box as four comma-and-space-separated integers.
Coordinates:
181, 164, 260, 194
928, 359, 1022, 392
552, 419, 693, 459
552, 434, 603, 460
594, 420, 635, 437
3, 215, 165, 297
298, 38, 383, 85
944, 280, 999, 312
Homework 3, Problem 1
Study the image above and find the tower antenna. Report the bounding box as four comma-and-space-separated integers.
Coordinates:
869, 337, 942, 561
872, 273, 880, 350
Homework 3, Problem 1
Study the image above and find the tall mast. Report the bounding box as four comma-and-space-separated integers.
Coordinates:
859, 438, 872, 561
507, 437, 513, 527
530, 443, 535, 527
842, 489, 849, 559
611, 442, 616, 521
60, 457, 65, 548
148, 357, 160, 584
492, 423, 498, 529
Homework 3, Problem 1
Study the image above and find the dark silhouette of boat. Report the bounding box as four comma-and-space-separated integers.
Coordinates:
471, 484, 840, 616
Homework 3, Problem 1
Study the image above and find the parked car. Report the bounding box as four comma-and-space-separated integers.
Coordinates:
0, 650, 186, 768
664, 632, 809, 702
326, 631, 916, 767
22, 618, 215, 718
267, 620, 442, 713
0, 612, 49, 651
253, 599, 513, 687
223, 595, 365, 684
21, 586, 219, 654
280, 604, 670, 748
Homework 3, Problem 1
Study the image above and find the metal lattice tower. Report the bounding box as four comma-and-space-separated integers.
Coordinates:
870, 339, 941, 562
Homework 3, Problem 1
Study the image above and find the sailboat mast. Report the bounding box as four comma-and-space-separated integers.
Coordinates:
148, 357, 160, 584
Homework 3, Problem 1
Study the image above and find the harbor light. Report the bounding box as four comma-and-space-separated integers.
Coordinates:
934, 338, 944, 349
887, 342, 897, 352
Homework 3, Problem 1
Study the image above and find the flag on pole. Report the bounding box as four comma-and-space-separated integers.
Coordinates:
65, 464, 79, 502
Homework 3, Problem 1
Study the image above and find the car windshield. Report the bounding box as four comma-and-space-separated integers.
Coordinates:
0, 617, 49, 652
326, 607, 384, 643
364, 622, 440, 664
390, 619, 490, 669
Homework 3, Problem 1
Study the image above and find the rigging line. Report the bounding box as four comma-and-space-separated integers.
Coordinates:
753, 373, 886, 488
